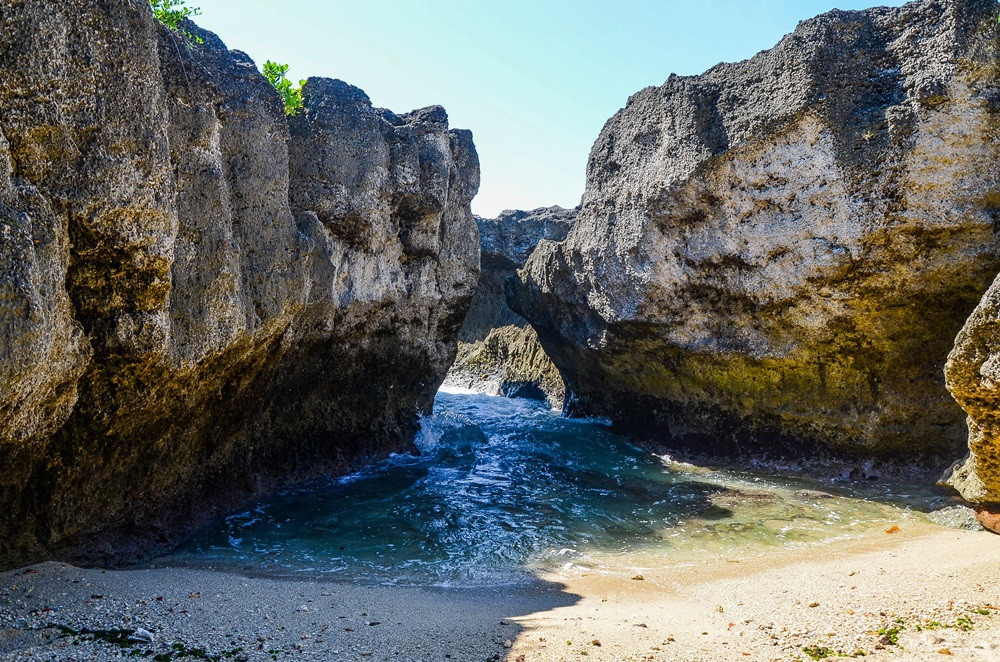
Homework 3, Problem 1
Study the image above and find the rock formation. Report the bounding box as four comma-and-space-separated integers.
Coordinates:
944, 273, 1000, 514
510, 0, 1000, 457
447, 207, 575, 406
0, 0, 479, 568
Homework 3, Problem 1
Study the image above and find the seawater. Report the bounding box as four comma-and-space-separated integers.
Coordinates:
159, 387, 959, 587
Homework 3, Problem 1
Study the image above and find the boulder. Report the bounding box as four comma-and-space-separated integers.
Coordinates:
510, 0, 1000, 457
944, 272, 1000, 506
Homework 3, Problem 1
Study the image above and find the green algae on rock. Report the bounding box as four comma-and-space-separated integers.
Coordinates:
0, 0, 479, 568
509, 0, 1000, 457
452, 324, 566, 405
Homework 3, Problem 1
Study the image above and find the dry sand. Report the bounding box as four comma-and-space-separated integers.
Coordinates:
0, 521, 998, 661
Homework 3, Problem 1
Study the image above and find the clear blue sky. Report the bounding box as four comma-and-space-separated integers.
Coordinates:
195, 1, 906, 217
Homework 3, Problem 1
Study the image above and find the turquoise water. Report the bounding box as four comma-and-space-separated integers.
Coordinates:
160, 388, 957, 587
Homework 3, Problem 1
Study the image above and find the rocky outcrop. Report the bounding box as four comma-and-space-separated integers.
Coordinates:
944, 273, 1000, 508
447, 207, 575, 405
510, 0, 1000, 457
0, 0, 479, 568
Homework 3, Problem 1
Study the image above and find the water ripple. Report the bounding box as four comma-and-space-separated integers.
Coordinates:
161, 390, 953, 587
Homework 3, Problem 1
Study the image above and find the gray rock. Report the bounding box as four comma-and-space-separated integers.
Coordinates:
478, 206, 579, 269
510, 0, 1000, 456
447, 206, 576, 406
463, 206, 576, 341
0, 1, 478, 567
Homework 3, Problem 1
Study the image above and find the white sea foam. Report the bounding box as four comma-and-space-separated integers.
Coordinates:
437, 384, 482, 395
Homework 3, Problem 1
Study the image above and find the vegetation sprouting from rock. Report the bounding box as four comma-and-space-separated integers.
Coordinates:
263, 60, 305, 116
150, 0, 203, 43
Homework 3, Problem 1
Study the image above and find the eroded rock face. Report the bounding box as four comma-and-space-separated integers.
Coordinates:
944, 273, 1000, 506
510, 0, 1000, 457
447, 207, 575, 406
0, 0, 479, 567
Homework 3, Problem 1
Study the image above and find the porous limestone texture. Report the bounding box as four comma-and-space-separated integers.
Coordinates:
0, 0, 479, 567
944, 272, 1000, 507
510, 0, 1000, 457
447, 207, 575, 406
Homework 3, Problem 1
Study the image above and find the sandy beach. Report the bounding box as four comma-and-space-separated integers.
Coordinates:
0, 521, 997, 661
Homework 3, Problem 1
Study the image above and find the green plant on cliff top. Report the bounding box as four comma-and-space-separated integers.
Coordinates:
263, 60, 306, 116
150, 0, 203, 43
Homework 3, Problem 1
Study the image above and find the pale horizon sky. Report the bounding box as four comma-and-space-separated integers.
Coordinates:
195, 1, 907, 218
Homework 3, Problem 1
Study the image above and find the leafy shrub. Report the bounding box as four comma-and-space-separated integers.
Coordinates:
150, 0, 203, 43
263, 61, 306, 116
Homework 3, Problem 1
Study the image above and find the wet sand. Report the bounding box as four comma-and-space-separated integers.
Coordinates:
0, 522, 998, 661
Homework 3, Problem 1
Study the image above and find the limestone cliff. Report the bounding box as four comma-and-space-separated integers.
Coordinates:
447, 207, 575, 406
0, 0, 479, 567
510, 0, 1000, 457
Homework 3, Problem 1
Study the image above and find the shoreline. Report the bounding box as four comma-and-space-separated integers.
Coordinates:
2, 523, 998, 661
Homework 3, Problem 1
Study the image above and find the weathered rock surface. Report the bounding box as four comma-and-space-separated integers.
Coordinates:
447, 207, 575, 405
944, 272, 1000, 506
511, 0, 1000, 457
0, 0, 479, 568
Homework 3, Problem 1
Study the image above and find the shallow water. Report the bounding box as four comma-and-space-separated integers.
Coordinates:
159, 388, 957, 587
